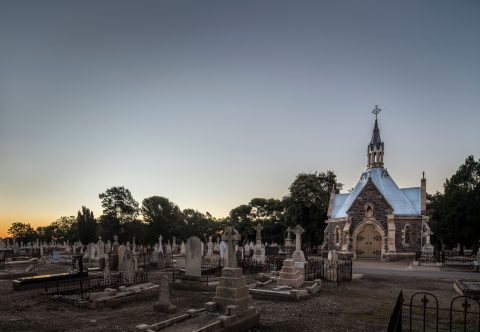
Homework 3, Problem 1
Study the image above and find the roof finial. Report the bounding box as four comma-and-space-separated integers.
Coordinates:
372, 105, 382, 119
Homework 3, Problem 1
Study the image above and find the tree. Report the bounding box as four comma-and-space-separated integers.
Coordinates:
283, 171, 343, 250
49, 216, 77, 242
36, 225, 56, 242
97, 214, 121, 243
228, 198, 286, 244
77, 206, 97, 244
8, 222, 37, 243
183, 209, 221, 240
141, 196, 185, 243
99, 186, 139, 223
430, 156, 480, 251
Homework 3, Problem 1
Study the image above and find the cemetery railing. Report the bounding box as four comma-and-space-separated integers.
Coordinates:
387, 290, 403, 332
388, 290, 480, 331
44, 271, 149, 299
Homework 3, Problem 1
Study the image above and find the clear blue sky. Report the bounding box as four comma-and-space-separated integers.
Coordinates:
1, 1, 479, 236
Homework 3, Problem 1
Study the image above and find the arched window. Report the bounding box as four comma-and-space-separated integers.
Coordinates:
403, 224, 412, 247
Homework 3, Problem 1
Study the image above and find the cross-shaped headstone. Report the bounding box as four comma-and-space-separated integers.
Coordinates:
222, 226, 241, 268
293, 224, 305, 252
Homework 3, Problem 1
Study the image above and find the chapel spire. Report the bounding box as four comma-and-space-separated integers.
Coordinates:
367, 105, 384, 168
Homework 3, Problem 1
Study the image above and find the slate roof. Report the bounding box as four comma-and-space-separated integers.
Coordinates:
330, 167, 420, 218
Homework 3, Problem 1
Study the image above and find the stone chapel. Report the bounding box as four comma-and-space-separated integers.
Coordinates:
325, 107, 430, 260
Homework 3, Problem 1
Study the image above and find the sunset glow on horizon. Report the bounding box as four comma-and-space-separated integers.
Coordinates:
1, 1, 479, 239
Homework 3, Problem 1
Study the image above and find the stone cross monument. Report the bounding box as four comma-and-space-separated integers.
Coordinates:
214, 225, 254, 313
223, 226, 241, 268
291, 224, 306, 264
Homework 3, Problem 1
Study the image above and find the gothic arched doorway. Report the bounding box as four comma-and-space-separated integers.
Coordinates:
355, 224, 382, 258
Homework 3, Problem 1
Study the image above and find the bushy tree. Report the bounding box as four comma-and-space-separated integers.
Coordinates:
430, 156, 480, 251
8, 222, 37, 243
77, 206, 97, 244
141, 196, 185, 243
183, 209, 221, 240
99, 186, 139, 223
49, 216, 77, 242
283, 171, 342, 249
229, 198, 286, 244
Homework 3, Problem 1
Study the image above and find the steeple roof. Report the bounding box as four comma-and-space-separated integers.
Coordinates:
370, 119, 382, 148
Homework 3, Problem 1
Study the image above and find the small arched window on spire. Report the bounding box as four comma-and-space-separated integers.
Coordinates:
403, 224, 412, 247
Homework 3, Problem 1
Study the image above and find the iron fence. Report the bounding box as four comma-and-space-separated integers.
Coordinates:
237, 256, 284, 274
304, 259, 352, 286
44, 271, 149, 299
388, 290, 480, 331
417, 250, 478, 267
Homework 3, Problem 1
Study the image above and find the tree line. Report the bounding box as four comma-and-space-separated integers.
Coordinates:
7, 156, 480, 252
7, 171, 342, 250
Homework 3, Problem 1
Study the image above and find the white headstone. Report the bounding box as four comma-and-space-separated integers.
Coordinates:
185, 236, 202, 277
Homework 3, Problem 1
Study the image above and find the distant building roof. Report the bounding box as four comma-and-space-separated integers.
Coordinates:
330, 167, 420, 218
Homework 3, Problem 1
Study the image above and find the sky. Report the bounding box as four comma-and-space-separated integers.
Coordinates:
1, 1, 479, 238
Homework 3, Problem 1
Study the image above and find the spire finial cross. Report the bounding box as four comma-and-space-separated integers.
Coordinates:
372, 105, 382, 119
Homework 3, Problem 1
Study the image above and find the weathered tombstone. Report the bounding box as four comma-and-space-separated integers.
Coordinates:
244, 242, 250, 257
206, 236, 214, 259
253, 224, 266, 263
103, 254, 111, 284
152, 244, 159, 263
122, 249, 135, 284
185, 236, 202, 277
153, 275, 177, 313
97, 236, 105, 259
157, 251, 166, 269
118, 245, 126, 271
89, 243, 96, 262
110, 235, 119, 270
180, 241, 186, 255
158, 235, 164, 253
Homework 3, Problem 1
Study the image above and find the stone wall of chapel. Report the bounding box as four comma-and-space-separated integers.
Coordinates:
347, 179, 394, 233
394, 218, 422, 253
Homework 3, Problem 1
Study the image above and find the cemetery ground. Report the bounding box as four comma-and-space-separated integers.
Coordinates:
1, 261, 476, 332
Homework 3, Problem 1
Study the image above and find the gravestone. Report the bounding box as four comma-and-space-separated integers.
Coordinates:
244, 243, 251, 257
206, 236, 213, 259
157, 252, 166, 269
213, 225, 254, 312
180, 241, 186, 255
185, 236, 202, 277
252, 224, 265, 263
97, 236, 105, 259
118, 245, 127, 271
154, 275, 177, 313
122, 249, 135, 284
158, 235, 164, 253
291, 224, 306, 266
